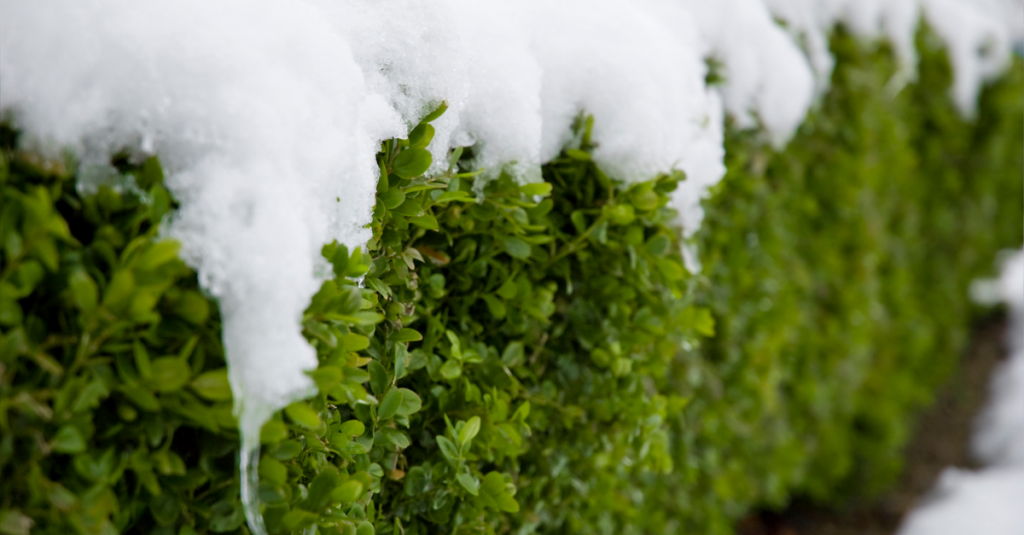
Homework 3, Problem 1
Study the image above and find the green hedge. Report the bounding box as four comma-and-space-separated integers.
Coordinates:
1, 26, 1021, 535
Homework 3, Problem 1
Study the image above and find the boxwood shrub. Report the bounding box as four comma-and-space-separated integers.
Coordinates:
1, 25, 1021, 535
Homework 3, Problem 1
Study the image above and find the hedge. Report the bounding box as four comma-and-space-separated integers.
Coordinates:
1, 25, 1021, 535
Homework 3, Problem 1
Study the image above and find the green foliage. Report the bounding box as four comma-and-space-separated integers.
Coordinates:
1, 24, 1022, 535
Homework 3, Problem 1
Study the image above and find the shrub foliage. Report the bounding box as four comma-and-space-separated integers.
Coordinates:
1, 26, 1022, 535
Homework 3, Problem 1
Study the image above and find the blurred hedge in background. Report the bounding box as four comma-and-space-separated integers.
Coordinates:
1, 24, 1021, 535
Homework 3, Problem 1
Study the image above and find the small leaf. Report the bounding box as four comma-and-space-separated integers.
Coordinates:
379, 188, 405, 210
395, 388, 422, 416
260, 420, 288, 444
420, 101, 448, 123
174, 290, 210, 325
409, 214, 438, 230
68, 270, 98, 313
331, 479, 364, 504
149, 358, 191, 392
308, 366, 343, 393
378, 389, 403, 421
368, 360, 389, 397
440, 360, 461, 380
378, 427, 411, 448
305, 467, 340, 510
436, 435, 459, 462
51, 425, 86, 453
458, 416, 481, 448
101, 270, 134, 313
645, 234, 671, 257
408, 123, 435, 149
481, 295, 506, 319
340, 419, 366, 437
501, 341, 524, 367
497, 493, 520, 513
392, 328, 423, 343
519, 182, 553, 197
392, 149, 432, 179
136, 240, 181, 271
565, 148, 591, 161
284, 402, 321, 429
190, 369, 232, 401
456, 473, 479, 496
340, 333, 370, 352
503, 237, 531, 260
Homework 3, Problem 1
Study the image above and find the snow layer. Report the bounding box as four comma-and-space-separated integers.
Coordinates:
765, 0, 1020, 114
1, 1, 1021, 532
900, 250, 1024, 535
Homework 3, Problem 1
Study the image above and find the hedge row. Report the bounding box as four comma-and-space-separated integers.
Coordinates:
1, 25, 1022, 535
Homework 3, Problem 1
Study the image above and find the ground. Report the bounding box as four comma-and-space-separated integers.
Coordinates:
737, 316, 1009, 535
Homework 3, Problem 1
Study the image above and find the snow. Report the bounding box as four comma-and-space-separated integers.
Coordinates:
684, 0, 816, 147
765, 0, 1019, 114
900, 251, 1024, 535
1, 1, 1021, 532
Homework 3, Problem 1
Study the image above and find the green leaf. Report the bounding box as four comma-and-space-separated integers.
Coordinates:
409, 214, 439, 230
308, 365, 343, 393
420, 101, 448, 123
378, 388, 403, 421
68, 270, 98, 313
0, 299, 23, 326
340, 333, 370, 352
458, 416, 481, 448
392, 148, 432, 179
501, 341, 524, 367
378, 427, 411, 448
305, 466, 340, 510
331, 479, 364, 504
565, 148, 591, 161
481, 294, 506, 319
368, 360, 389, 397
436, 435, 459, 462
392, 328, 423, 343
101, 269, 134, 312
260, 420, 288, 444
136, 240, 181, 271
456, 473, 479, 496
208, 500, 245, 533
339, 419, 366, 437
258, 457, 288, 485
408, 123, 436, 149
497, 492, 520, 513
503, 237, 531, 259
51, 425, 86, 454
395, 388, 422, 416
379, 188, 405, 210
284, 401, 321, 429
149, 357, 191, 392
644, 234, 671, 257
519, 182, 553, 197
190, 369, 232, 401
440, 359, 461, 380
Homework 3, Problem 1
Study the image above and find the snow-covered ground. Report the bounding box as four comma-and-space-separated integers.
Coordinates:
898, 251, 1024, 535
0, 2, 1020, 532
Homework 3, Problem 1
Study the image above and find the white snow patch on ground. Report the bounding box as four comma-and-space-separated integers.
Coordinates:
899, 250, 1024, 535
